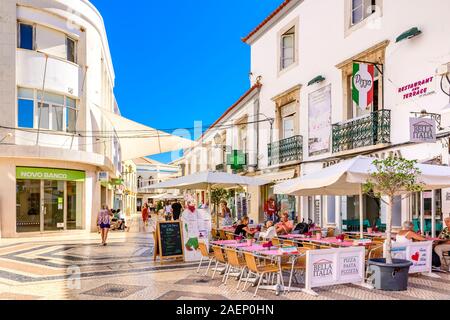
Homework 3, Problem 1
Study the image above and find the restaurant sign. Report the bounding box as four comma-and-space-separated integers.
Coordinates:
16, 167, 85, 182
304, 247, 367, 296
398, 76, 435, 101
409, 118, 436, 143
390, 241, 433, 274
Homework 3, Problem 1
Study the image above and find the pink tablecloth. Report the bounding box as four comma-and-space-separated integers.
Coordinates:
211, 240, 237, 245
304, 237, 372, 247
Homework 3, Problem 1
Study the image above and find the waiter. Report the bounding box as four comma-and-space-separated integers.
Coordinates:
264, 197, 279, 223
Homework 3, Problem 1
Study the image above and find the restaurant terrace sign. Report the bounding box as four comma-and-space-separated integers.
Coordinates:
409, 118, 436, 143
398, 76, 435, 101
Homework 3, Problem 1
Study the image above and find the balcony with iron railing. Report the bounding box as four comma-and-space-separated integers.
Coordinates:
268, 135, 303, 167
332, 110, 391, 154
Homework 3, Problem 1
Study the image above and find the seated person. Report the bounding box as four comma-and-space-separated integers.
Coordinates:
234, 216, 257, 238
395, 221, 426, 243
259, 221, 276, 240
276, 212, 294, 235
434, 217, 450, 271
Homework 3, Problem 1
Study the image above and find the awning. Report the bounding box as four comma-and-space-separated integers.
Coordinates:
257, 169, 296, 184
97, 106, 195, 161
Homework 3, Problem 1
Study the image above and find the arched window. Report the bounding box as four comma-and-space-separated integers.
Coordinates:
148, 176, 154, 185
137, 176, 142, 189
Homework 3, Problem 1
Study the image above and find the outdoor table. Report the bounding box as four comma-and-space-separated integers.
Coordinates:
297, 237, 373, 248
345, 231, 386, 238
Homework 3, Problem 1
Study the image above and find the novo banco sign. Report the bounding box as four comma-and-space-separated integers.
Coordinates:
16, 167, 86, 182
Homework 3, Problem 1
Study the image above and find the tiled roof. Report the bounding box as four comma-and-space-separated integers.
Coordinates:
242, 0, 294, 44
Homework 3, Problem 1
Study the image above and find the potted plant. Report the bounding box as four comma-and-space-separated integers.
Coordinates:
363, 157, 422, 291
246, 233, 254, 246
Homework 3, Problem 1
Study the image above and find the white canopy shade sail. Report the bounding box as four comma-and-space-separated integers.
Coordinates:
274, 155, 450, 196
99, 107, 195, 161
150, 171, 269, 190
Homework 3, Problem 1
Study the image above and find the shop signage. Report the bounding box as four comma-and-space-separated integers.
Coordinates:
352, 63, 374, 110
398, 76, 435, 101
16, 167, 85, 182
110, 178, 124, 185
303, 247, 366, 296
389, 241, 433, 274
409, 118, 436, 143
98, 171, 109, 182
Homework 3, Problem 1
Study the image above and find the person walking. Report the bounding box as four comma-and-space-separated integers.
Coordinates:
220, 200, 233, 226
97, 204, 113, 246
164, 201, 173, 221
141, 203, 149, 226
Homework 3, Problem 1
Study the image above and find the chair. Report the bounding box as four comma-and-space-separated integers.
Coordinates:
211, 228, 218, 240
282, 240, 297, 248
319, 245, 332, 250
300, 242, 317, 250
281, 249, 310, 293
271, 238, 281, 247
226, 232, 235, 240
211, 245, 228, 281
242, 252, 281, 297
442, 251, 450, 271
223, 248, 248, 289
327, 228, 335, 237
197, 242, 215, 276
219, 230, 227, 240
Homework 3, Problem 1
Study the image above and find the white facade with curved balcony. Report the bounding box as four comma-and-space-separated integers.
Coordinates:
0, 0, 121, 238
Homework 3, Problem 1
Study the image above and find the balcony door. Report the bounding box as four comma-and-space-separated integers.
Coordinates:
282, 115, 295, 139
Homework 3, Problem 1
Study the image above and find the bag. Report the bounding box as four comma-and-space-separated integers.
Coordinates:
293, 222, 309, 235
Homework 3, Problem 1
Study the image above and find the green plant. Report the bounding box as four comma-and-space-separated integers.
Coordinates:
363, 157, 423, 264
156, 200, 163, 212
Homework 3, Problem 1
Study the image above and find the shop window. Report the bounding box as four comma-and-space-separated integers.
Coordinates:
18, 23, 34, 50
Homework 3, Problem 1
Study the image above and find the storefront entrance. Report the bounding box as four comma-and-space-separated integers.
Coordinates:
16, 167, 84, 233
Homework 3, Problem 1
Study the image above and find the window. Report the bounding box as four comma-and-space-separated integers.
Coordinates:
66, 37, 76, 63
18, 88, 34, 128
66, 97, 77, 133
17, 88, 78, 132
281, 27, 295, 70
351, 0, 376, 25
18, 23, 34, 50
282, 115, 295, 139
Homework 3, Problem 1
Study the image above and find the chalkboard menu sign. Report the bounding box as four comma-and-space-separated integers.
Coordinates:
154, 221, 184, 261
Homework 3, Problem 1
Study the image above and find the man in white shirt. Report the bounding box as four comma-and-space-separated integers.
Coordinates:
259, 221, 277, 240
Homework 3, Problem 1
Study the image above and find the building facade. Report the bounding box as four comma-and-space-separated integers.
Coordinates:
182, 0, 450, 233
134, 157, 180, 211
0, 0, 122, 237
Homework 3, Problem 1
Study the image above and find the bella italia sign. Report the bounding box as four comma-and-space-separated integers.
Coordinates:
409, 118, 436, 143
16, 167, 85, 182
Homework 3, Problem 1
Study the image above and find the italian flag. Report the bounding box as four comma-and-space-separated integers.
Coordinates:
352, 63, 374, 110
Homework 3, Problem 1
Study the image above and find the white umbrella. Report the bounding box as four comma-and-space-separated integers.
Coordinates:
151, 171, 269, 227
274, 155, 450, 237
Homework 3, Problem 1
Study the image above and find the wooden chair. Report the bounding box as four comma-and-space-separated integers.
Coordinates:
223, 248, 247, 289
282, 240, 297, 247
372, 237, 386, 243
211, 228, 218, 240
319, 244, 332, 250
197, 242, 215, 276
226, 232, 235, 240
211, 245, 228, 281
442, 251, 450, 271
327, 228, 335, 237
301, 242, 318, 250
281, 249, 310, 293
219, 230, 227, 240
271, 238, 281, 247
242, 252, 281, 297
365, 244, 384, 279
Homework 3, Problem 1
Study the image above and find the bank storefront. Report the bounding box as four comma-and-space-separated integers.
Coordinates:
16, 167, 85, 233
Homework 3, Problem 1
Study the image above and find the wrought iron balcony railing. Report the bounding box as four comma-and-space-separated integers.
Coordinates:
332, 110, 391, 154
268, 135, 303, 166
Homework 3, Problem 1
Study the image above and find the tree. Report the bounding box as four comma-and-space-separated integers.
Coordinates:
211, 188, 229, 227
363, 157, 423, 264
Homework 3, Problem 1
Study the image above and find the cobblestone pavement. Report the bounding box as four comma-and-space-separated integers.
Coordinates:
0, 215, 449, 300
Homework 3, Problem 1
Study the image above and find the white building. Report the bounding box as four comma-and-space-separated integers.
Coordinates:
184, 0, 450, 234
0, 0, 122, 237
134, 157, 180, 211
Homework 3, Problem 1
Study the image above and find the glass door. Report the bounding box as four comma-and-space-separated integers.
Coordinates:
16, 180, 41, 233
42, 180, 65, 231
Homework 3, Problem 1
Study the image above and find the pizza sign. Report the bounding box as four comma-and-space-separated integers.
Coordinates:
352, 63, 374, 110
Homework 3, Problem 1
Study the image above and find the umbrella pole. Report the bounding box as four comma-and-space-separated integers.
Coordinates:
359, 184, 364, 239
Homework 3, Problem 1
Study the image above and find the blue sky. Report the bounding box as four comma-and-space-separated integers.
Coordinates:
90, 0, 281, 163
